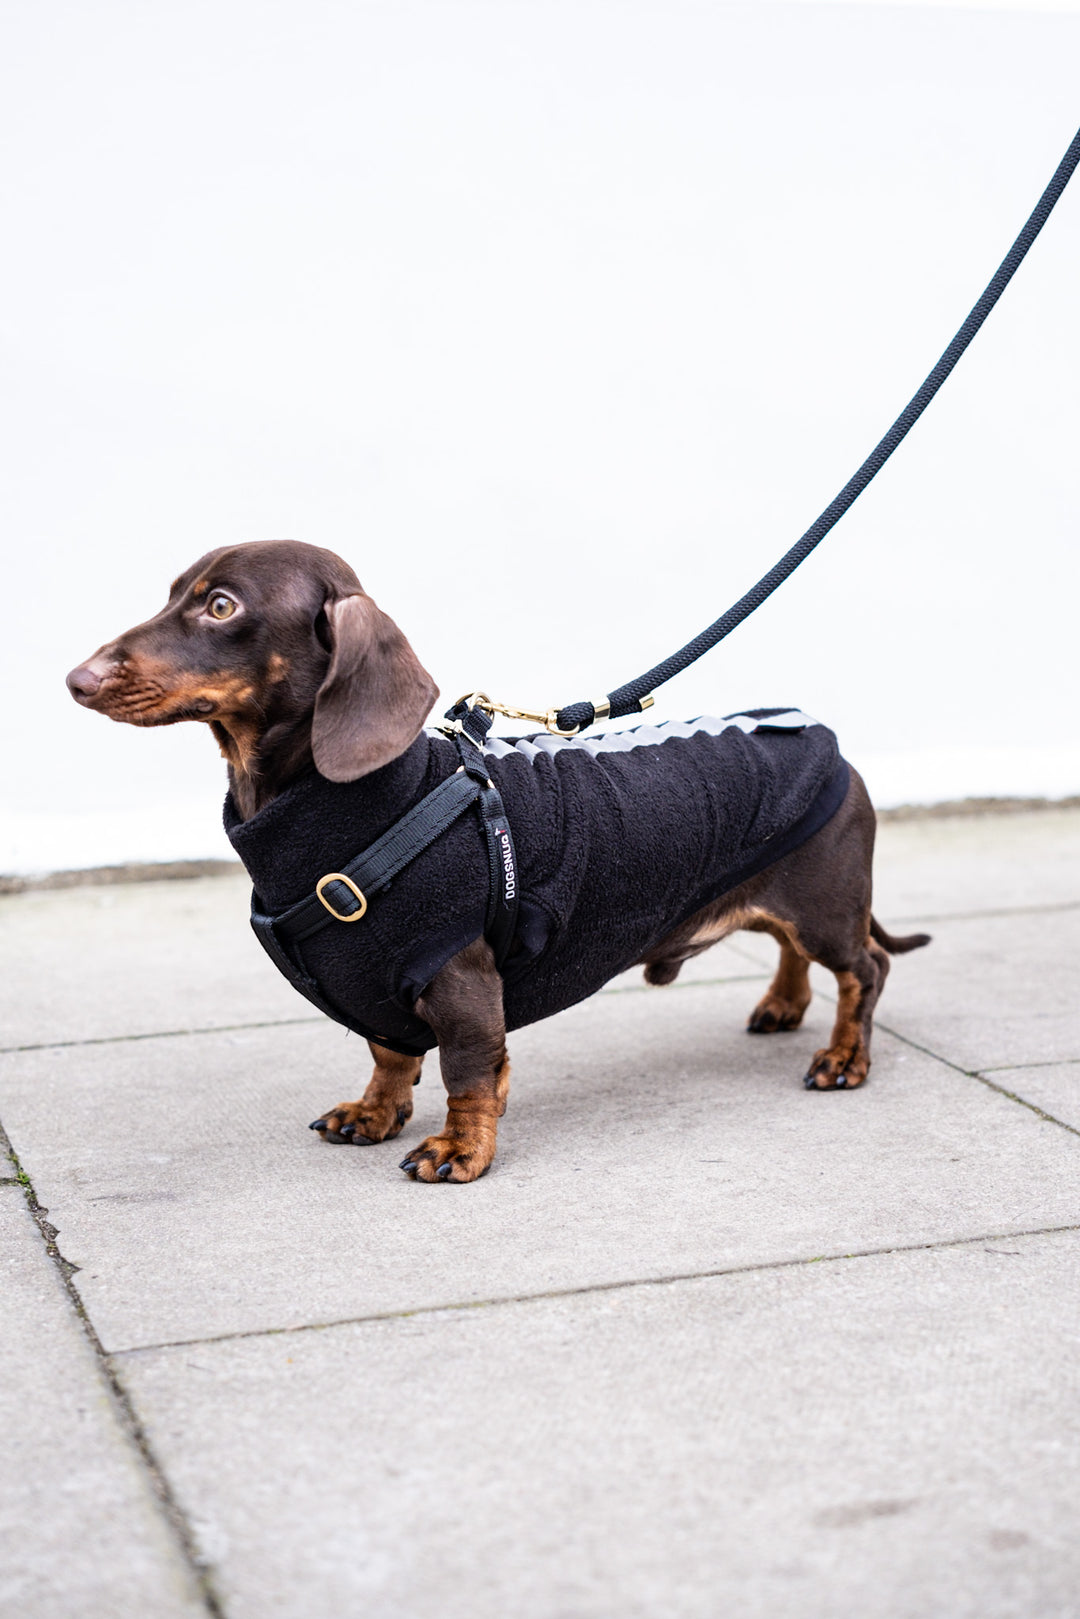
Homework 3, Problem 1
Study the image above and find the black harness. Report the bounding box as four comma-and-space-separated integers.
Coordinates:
249, 699, 517, 1021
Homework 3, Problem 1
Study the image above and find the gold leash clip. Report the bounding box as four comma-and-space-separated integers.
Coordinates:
452, 690, 582, 739
450, 689, 651, 740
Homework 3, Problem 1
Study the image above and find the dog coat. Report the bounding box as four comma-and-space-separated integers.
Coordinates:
225, 711, 849, 1055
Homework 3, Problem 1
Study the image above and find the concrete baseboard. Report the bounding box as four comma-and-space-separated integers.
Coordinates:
0, 859, 242, 896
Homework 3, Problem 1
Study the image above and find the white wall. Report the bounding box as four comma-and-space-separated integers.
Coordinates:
2, 0, 1078, 874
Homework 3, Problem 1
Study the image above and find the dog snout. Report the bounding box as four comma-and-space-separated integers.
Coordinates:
66, 655, 116, 703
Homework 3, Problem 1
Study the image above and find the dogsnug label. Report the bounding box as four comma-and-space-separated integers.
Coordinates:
495, 827, 516, 902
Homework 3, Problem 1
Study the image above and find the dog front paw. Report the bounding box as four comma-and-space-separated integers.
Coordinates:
803, 1046, 869, 1091
309, 1098, 412, 1144
399, 1132, 494, 1183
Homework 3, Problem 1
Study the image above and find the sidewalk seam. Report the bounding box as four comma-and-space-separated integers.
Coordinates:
0, 1116, 226, 1619
883, 900, 1080, 925
979, 1057, 1080, 1074
112, 1219, 1080, 1359
873, 1020, 1080, 1138
0, 1015, 324, 1056
0, 971, 772, 1057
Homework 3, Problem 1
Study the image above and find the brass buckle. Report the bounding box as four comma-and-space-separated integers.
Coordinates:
315, 872, 368, 922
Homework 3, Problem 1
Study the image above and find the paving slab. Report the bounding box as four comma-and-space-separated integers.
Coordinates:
0, 872, 298, 1049
871, 808, 1080, 921
0, 1185, 205, 1618
118, 1228, 1080, 1619
989, 1061, 1080, 1135
2, 977, 1078, 1352
871, 909, 1080, 1073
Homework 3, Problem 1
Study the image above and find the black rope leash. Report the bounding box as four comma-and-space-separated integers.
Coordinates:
549, 122, 1080, 737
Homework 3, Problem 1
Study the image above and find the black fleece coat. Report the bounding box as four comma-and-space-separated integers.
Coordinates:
225, 711, 849, 1055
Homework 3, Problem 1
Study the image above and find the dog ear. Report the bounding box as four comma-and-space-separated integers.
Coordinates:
311, 594, 438, 782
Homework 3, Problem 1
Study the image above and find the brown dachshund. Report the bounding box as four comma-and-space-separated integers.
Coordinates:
67, 540, 928, 1182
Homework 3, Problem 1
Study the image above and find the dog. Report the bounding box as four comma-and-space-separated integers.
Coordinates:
67, 539, 929, 1182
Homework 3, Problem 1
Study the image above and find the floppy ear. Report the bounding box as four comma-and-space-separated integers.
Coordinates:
311, 594, 438, 782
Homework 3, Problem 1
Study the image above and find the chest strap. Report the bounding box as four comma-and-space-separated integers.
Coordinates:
263, 741, 520, 972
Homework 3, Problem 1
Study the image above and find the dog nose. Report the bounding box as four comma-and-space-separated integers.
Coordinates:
66, 661, 105, 700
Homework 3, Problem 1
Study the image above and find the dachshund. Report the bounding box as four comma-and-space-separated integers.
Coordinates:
67, 540, 928, 1182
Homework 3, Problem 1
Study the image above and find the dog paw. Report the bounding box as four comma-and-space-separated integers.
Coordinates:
802, 1047, 869, 1091
398, 1133, 493, 1183
309, 1099, 412, 1144
747, 992, 809, 1033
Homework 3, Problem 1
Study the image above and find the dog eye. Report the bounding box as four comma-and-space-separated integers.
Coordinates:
207, 594, 236, 620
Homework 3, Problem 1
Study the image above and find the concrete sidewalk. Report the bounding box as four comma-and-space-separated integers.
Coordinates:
2, 808, 1079, 1618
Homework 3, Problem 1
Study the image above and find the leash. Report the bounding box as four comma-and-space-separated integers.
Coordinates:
453, 122, 1080, 741
249, 124, 1080, 1010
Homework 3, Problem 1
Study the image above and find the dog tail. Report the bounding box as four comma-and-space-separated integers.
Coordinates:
870, 916, 931, 954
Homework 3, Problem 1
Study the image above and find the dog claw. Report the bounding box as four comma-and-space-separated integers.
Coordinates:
339, 1124, 355, 1138
436, 1163, 453, 1179
802, 1072, 816, 1089
399, 1158, 417, 1173
309, 1119, 329, 1130
835, 1074, 848, 1088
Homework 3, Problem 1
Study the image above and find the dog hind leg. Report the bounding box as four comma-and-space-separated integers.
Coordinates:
747, 931, 813, 1033
803, 936, 889, 1090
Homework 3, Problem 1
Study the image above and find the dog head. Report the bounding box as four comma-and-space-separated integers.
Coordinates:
67, 540, 439, 806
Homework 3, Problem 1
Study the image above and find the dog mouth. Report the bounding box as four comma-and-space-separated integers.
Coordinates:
66, 661, 217, 724
111, 696, 217, 726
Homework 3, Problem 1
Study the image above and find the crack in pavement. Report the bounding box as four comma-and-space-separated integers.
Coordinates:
112, 1219, 1080, 1360
0, 1117, 226, 1619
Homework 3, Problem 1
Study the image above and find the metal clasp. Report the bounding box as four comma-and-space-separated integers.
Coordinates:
446, 688, 653, 740
452, 690, 583, 739
315, 872, 368, 921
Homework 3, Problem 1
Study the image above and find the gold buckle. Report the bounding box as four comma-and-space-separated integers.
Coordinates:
315, 872, 368, 922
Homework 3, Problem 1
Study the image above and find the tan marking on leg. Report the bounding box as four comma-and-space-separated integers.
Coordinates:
807, 969, 870, 1088
405, 1054, 510, 1183
313, 1045, 424, 1143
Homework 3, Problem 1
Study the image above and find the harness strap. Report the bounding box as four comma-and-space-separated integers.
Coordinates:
273, 768, 483, 944
446, 701, 520, 968
259, 721, 522, 982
